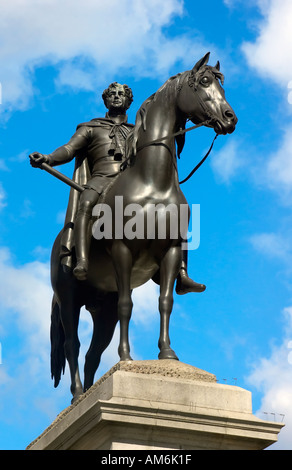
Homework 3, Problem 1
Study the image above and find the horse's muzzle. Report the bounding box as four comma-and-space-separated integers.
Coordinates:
214, 109, 238, 135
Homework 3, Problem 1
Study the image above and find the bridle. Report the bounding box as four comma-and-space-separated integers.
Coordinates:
120, 69, 221, 183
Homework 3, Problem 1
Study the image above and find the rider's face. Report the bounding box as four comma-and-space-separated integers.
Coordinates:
106, 85, 127, 113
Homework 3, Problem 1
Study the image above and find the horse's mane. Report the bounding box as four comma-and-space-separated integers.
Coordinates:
126, 71, 189, 160
125, 64, 224, 161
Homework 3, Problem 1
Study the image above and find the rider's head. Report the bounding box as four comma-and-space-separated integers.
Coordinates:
102, 82, 133, 114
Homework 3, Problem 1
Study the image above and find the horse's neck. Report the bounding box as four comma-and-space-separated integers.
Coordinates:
135, 93, 183, 192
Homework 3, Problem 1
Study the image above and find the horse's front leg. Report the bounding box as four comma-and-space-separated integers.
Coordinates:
158, 245, 181, 360
111, 241, 133, 362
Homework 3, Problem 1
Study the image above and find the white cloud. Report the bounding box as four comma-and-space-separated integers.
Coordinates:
233, 2, 292, 197
242, 0, 292, 86
210, 138, 245, 184
0, 160, 9, 171
248, 230, 292, 448
249, 232, 292, 262
132, 280, 160, 326
56, 210, 66, 225
246, 123, 292, 203
0, 247, 117, 377
0, 183, 7, 210
0, 247, 55, 424
0, 247, 51, 350
265, 124, 292, 193
0, 0, 210, 114
0, 247, 118, 421
0, 246, 160, 400
246, 307, 292, 449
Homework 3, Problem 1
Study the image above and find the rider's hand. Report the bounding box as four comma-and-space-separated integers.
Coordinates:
29, 152, 49, 168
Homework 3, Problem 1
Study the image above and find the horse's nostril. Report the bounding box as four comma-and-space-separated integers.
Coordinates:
224, 109, 234, 120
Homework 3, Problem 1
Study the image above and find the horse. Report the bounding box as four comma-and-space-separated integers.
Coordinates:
50, 52, 237, 403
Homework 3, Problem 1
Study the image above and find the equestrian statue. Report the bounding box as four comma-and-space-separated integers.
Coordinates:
29, 53, 237, 403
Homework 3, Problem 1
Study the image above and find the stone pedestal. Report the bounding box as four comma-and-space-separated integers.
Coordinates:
27, 360, 283, 450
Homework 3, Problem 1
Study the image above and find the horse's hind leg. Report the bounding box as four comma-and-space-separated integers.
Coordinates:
158, 246, 181, 360
111, 241, 133, 362
83, 292, 118, 392
59, 296, 84, 403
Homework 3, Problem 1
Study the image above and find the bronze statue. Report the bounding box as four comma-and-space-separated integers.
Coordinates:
29, 53, 237, 403
30, 82, 203, 292
30, 82, 134, 280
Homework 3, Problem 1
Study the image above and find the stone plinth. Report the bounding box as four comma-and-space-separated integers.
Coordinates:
27, 360, 284, 450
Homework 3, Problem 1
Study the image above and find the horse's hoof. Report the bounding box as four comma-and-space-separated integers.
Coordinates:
119, 354, 133, 362
71, 392, 83, 405
158, 348, 179, 360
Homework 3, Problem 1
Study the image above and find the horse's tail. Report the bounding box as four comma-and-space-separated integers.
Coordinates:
50, 294, 66, 388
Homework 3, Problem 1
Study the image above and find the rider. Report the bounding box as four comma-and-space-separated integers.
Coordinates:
30, 82, 205, 293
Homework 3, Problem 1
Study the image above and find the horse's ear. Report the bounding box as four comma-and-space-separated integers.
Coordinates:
192, 52, 210, 73
215, 60, 220, 71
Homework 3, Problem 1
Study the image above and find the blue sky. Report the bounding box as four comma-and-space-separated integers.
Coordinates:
0, 0, 292, 450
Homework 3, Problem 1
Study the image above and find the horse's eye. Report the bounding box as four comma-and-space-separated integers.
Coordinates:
200, 76, 210, 86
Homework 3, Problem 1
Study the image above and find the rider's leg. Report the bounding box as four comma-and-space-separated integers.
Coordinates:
73, 188, 99, 280
175, 244, 206, 294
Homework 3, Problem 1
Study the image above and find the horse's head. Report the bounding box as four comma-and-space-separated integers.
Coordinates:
177, 53, 237, 135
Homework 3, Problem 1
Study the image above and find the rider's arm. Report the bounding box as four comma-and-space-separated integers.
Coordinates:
47, 126, 91, 167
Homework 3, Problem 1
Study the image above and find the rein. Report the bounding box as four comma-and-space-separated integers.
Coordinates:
120, 119, 218, 184
178, 133, 218, 184
135, 119, 210, 152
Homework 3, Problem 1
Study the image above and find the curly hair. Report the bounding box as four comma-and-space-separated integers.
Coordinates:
102, 82, 133, 110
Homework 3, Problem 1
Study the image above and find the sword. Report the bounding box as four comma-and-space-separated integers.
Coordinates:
39, 162, 84, 193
